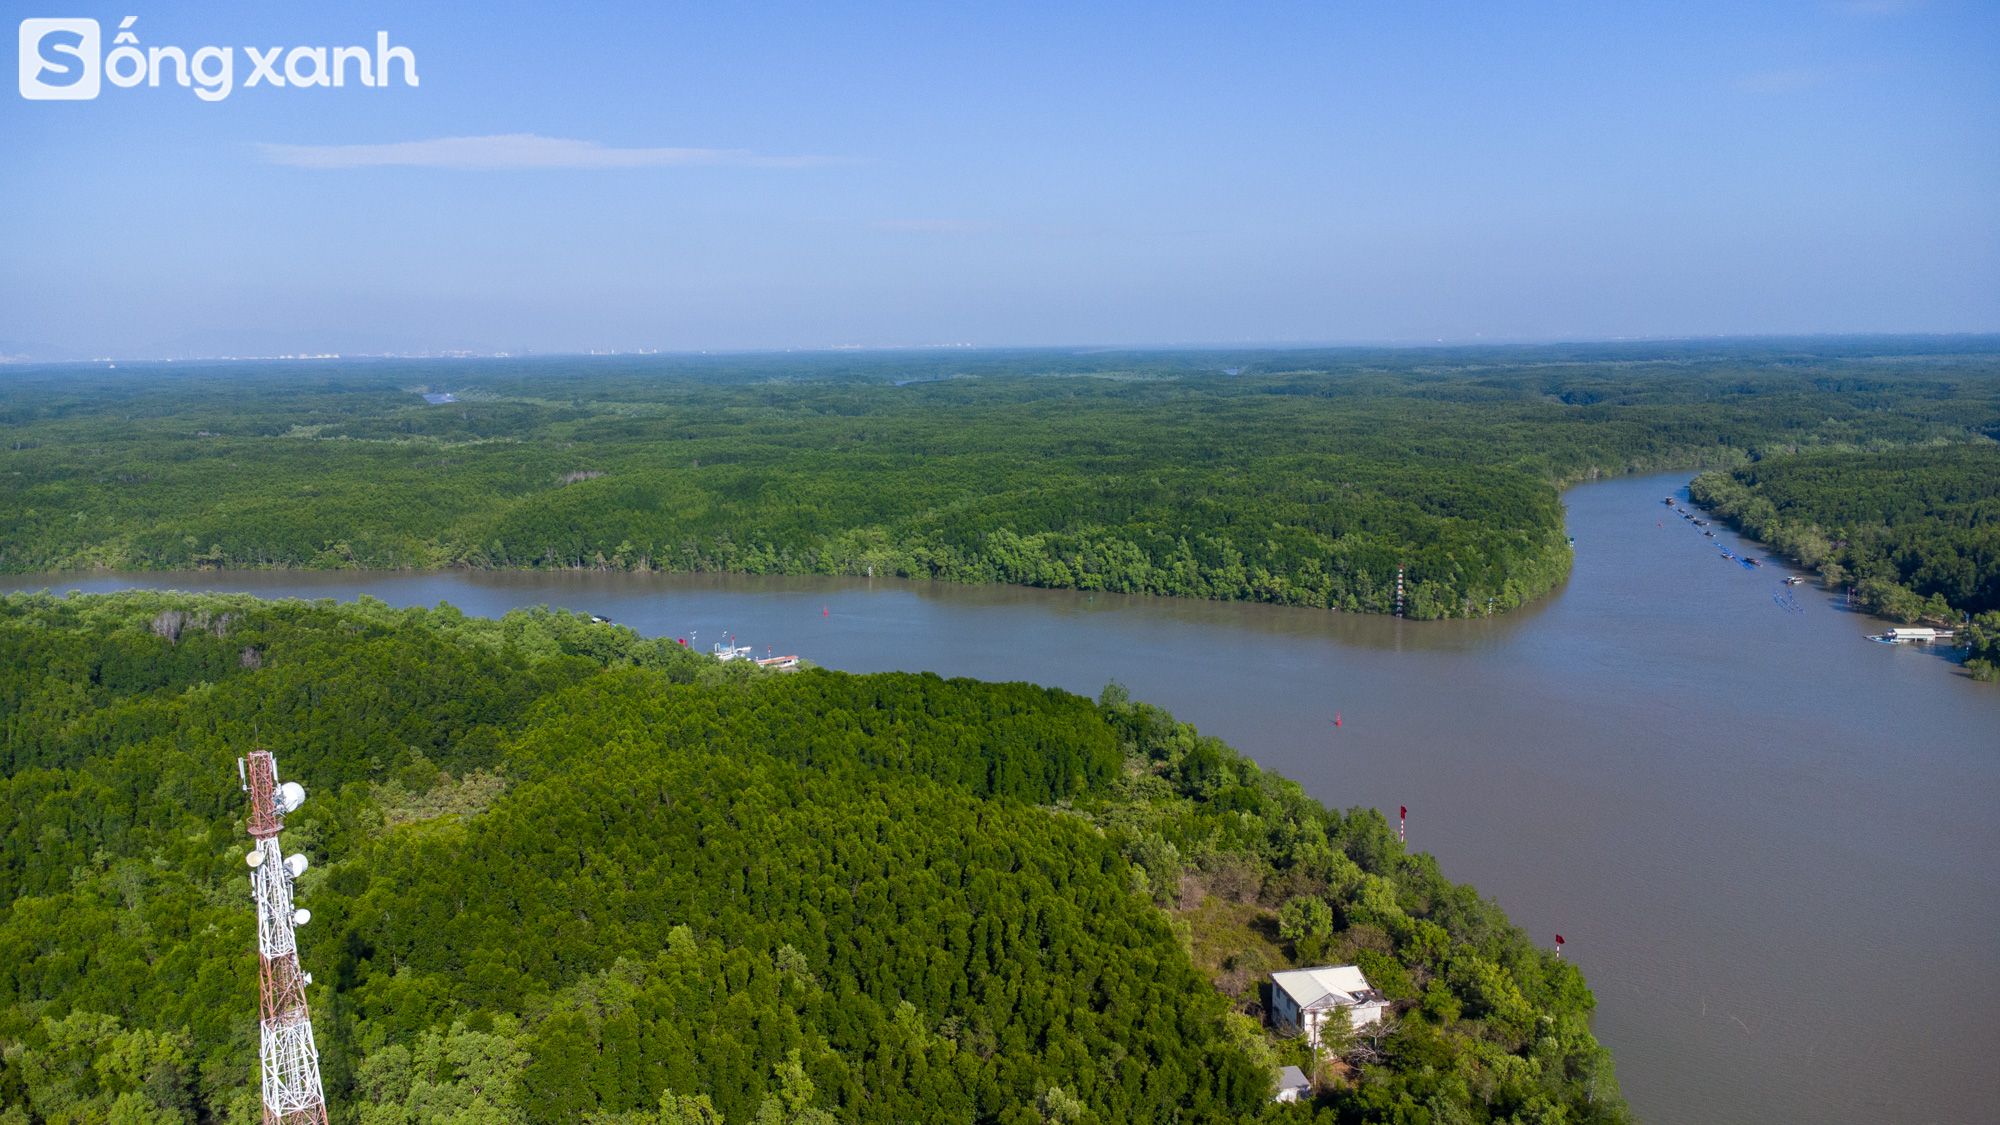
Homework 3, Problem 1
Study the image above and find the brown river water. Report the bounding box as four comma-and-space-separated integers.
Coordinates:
8, 472, 1997, 1124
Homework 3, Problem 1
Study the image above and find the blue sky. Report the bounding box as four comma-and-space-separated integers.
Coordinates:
3, 0, 1995, 358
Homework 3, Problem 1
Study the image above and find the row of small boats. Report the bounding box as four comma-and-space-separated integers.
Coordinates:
1660, 500, 1964, 644
1664, 496, 1720, 537
1664, 496, 1765, 565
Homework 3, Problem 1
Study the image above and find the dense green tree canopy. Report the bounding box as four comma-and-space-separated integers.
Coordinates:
1689, 445, 2000, 619
0, 592, 1631, 1124
4, 341, 1995, 619
1689, 443, 2000, 680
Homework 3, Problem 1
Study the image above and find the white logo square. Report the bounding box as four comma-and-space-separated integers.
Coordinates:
20, 18, 100, 100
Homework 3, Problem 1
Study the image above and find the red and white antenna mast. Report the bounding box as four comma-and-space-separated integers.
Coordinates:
238, 750, 329, 1125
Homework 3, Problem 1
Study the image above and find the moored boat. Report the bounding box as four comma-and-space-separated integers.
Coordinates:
1868, 627, 1954, 644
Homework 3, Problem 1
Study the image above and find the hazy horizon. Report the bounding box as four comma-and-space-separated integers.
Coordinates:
7, 334, 1998, 374
5, 1, 1996, 361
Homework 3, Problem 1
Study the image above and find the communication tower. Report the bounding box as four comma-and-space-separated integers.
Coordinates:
238, 750, 329, 1125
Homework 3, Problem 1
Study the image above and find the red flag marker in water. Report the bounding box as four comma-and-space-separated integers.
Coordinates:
822, 606, 828, 617
1399, 806, 1407, 843
1333, 712, 1341, 727
1555, 934, 1566, 958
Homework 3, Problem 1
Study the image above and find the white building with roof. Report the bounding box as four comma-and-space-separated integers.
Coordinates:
1269, 965, 1389, 1048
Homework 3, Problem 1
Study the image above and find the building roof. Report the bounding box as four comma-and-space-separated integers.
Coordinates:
1270, 965, 1382, 1011
1275, 1066, 1310, 1091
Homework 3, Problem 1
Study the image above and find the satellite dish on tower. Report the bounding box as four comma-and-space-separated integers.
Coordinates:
239, 749, 328, 1123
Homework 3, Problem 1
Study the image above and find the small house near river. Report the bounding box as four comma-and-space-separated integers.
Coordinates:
1269, 965, 1389, 1048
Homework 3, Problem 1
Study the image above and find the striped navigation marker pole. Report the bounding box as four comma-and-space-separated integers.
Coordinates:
1399, 806, 1406, 843
1395, 566, 1405, 617
1555, 934, 1566, 959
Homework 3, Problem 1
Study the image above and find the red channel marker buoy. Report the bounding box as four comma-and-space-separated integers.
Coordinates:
1334, 712, 1341, 727
822, 606, 828, 617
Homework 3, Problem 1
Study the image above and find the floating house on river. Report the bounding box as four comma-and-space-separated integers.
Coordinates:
1870, 627, 1953, 644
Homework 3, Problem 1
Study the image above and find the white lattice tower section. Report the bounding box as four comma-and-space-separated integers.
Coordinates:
240, 750, 329, 1125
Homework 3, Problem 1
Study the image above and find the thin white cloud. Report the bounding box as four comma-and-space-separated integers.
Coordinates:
872, 219, 1093, 237
1735, 59, 1892, 94
1840, 0, 1923, 15
1736, 67, 1827, 93
256, 133, 835, 170
874, 219, 1004, 233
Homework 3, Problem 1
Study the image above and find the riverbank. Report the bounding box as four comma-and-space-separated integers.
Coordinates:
5, 473, 1998, 1123
0, 587, 1629, 1125
9, 348, 1997, 620
1687, 449, 2000, 680
0, 518, 1575, 621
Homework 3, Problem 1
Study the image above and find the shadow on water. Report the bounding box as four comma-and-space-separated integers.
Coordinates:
5, 558, 1572, 658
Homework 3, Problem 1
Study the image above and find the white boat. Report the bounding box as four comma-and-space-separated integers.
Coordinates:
712, 641, 754, 661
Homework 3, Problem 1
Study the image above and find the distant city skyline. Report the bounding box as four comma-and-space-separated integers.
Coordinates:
3, 0, 1996, 360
